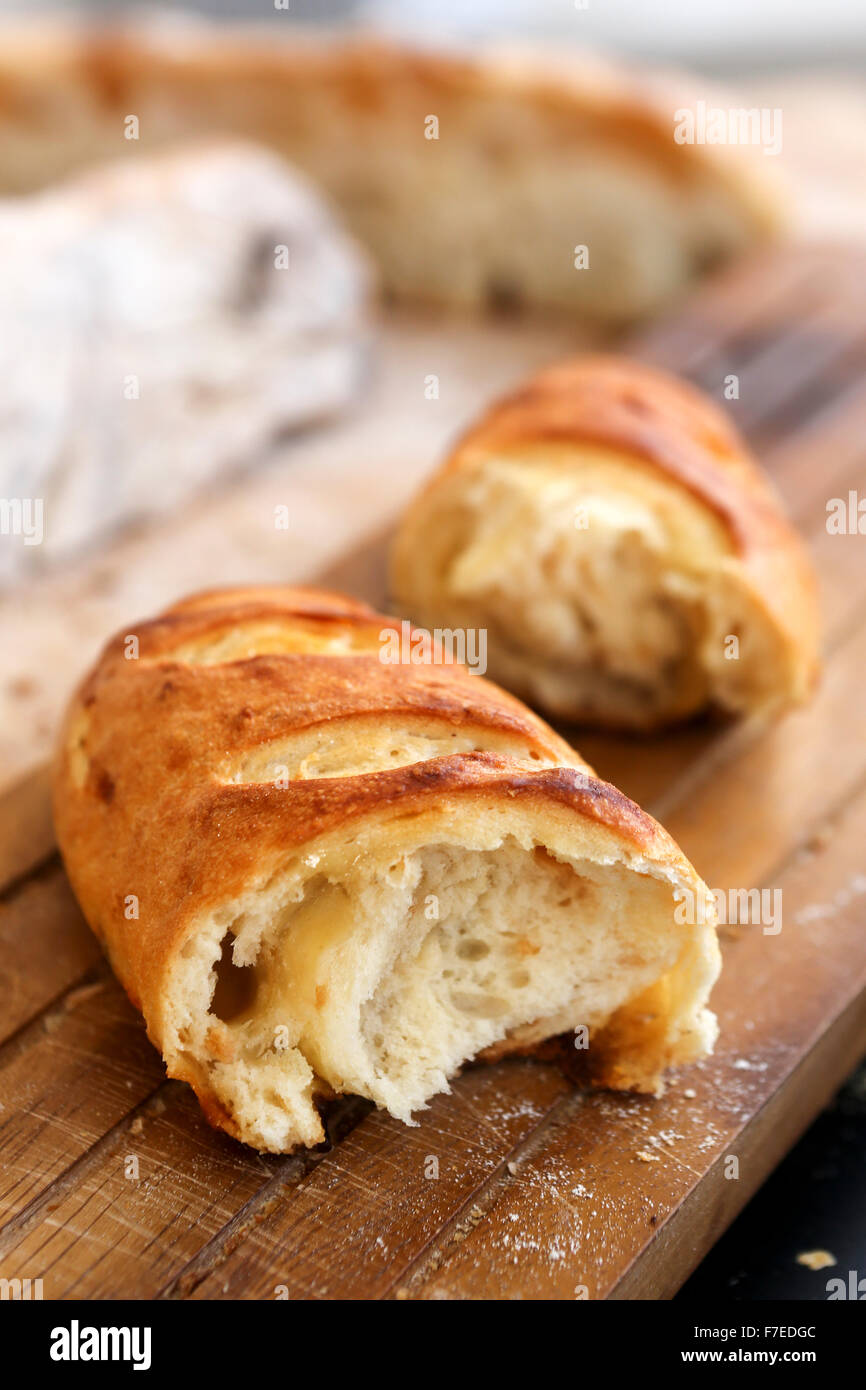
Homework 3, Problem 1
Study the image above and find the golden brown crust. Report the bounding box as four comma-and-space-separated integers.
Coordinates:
115, 32, 776, 208
79, 586, 578, 769
410, 355, 820, 706
0, 20, 784, 240
53, 584, 705, 1112
448, 355, 777, 541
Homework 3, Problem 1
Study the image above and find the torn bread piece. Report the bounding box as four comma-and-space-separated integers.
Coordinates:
53, 586, 720, 1152
391, 355, 820, 730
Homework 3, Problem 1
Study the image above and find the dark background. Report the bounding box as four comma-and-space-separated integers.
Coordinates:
678, 1062, 866, 1301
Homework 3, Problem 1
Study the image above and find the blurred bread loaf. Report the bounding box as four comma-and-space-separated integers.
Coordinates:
391, 356, 819, 729
0, 18, 785, 323
0, 140, 370, 579
53, 585, 720, 1153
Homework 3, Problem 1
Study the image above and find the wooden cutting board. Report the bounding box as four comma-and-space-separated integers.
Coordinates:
1, 244, 866, 1301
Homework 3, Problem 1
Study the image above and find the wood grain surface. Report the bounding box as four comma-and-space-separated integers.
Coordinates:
1, 244, 865, 1300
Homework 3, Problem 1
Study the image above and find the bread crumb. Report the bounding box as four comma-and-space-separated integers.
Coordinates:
683, 1088, 697, 1099
656, 1130, 680, 1147
635, 1150, 659, 1163
796, 1249, 836, 1271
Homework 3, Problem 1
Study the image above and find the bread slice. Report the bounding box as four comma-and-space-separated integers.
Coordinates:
54, 586, 720, 1152
391, 355, 820, 730
0, 18, 784, 323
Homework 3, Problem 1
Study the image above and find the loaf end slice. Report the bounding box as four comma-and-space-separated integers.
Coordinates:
54, 585, 720, 1151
